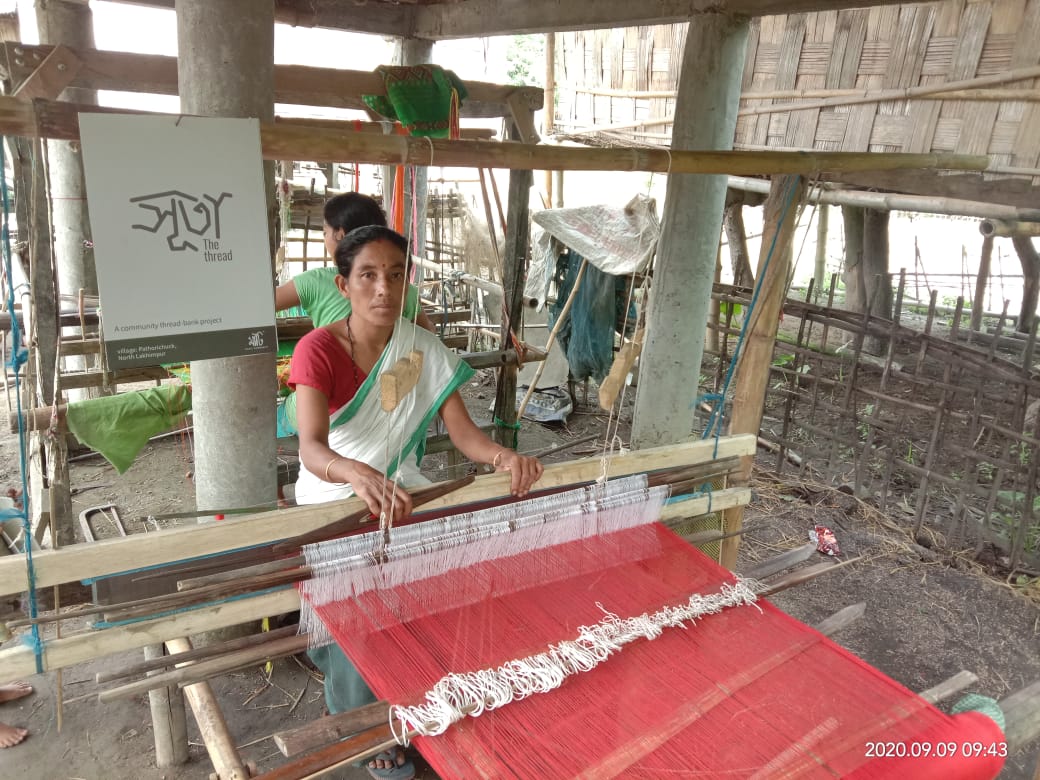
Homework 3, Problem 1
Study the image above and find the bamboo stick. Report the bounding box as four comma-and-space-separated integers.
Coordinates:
737, 64, 1040, 117
96, 624, 299, 683
0, 96, 989, 176
99, 633, 309, 702
517, 259, 588, 420
728, 176, 1040, 223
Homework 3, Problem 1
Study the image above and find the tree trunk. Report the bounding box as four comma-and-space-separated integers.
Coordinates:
842, 205, 866, 312
814, 204, 829, 300
1013, 236, 1039, 334
863, 208, 892, 321
724, 201, 753, 287
971, 235, 993, 332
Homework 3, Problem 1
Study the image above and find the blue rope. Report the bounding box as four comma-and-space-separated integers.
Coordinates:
1, 137, 44, 673
700, 177, 803, 460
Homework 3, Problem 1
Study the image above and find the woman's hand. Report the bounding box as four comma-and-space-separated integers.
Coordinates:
495, 450, 543, 497
342, 459, 413, 523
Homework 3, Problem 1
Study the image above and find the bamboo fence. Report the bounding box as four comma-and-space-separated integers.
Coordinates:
705, 275, 1040, 571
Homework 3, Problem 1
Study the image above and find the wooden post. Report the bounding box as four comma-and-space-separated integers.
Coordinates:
1012, 236, 1039, 334
724, 198, 753, 287
814, 204, 829, 302
544, 32, 555, 206
165, 637, 249, 780
145, 643, 189, 768
971, 234, 993, 331
492, 122, 532, 450
36, 0, 103, 403
720, 174, 806, 570
392, 37, 432, 259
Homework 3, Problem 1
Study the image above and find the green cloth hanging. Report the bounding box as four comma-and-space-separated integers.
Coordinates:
362, 65, 468, 138
65, 384, 192, 474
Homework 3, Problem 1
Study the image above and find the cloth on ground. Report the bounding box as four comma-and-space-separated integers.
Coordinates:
65, 384, 191, 474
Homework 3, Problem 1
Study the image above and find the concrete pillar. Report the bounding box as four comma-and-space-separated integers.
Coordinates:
392, 37, 433, 259
176, 0, 278, 517
36, 0, 98, 346
631, 13, 749, 449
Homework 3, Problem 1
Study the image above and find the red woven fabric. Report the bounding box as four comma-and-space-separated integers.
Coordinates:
307, 524, 1005, 779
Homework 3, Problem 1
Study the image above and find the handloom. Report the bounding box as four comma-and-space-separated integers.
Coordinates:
295, 475, 1007, 779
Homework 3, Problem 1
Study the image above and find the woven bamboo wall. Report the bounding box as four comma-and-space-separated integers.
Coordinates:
556, 1, 1040, 181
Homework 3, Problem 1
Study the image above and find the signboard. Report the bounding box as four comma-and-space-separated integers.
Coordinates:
80, 114, 275, 370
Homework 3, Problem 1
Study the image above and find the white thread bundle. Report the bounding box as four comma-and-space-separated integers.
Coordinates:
390, 578, 761, 742
299, 475, 665, 647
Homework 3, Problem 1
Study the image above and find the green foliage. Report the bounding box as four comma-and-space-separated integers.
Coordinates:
720, 301, 743, 320
505, 35, 545, 87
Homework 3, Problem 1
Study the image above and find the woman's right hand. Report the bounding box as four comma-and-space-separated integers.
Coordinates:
342, 460, 413, 524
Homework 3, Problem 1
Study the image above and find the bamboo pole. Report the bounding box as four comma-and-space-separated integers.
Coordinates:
98, 624, 299, 683
979, 219, 1040, 238
100, 633, 309, 701
0, 96, 989, 176
720, 175, 807, 570
737, 64, 1040, 117
728, 175, 1040, 223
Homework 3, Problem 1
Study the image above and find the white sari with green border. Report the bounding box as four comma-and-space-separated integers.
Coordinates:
295, 317, 475, 505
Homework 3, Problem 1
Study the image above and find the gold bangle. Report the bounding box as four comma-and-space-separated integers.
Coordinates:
323, 457, 343, 483
492, 451, 504, 469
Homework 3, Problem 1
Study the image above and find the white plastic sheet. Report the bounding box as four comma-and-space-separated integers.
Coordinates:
531, 193, 660, 277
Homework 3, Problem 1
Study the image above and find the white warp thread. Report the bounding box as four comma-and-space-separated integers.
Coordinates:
299, 476, 661, 646
389, 578, 761, 744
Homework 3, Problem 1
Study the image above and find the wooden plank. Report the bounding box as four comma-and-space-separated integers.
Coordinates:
0, 435, 757, 596
0, 43, 543, 119
11, 44, 82, 101
0, 588, 300, 682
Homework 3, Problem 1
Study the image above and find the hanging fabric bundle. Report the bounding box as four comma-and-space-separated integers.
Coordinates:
362, 65, 468, 140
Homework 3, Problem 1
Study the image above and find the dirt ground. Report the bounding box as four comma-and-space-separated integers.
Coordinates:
0, 368, 1038, 779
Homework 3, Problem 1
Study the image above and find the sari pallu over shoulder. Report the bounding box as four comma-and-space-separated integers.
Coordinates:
295, 318, 475, 505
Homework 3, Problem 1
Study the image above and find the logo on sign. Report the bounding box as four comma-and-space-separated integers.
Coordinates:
247, 331, 265, 349
130, 191, 232, 252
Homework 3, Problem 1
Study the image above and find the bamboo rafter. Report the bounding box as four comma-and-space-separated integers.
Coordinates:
0, 96, 989, 175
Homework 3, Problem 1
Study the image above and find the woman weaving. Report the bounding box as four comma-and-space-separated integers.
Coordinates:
288, 225, 542, 778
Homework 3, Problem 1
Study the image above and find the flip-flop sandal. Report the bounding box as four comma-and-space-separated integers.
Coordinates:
365, 749, 415, 780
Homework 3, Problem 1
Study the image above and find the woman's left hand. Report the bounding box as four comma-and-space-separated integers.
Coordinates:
495, 450, 543, 497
